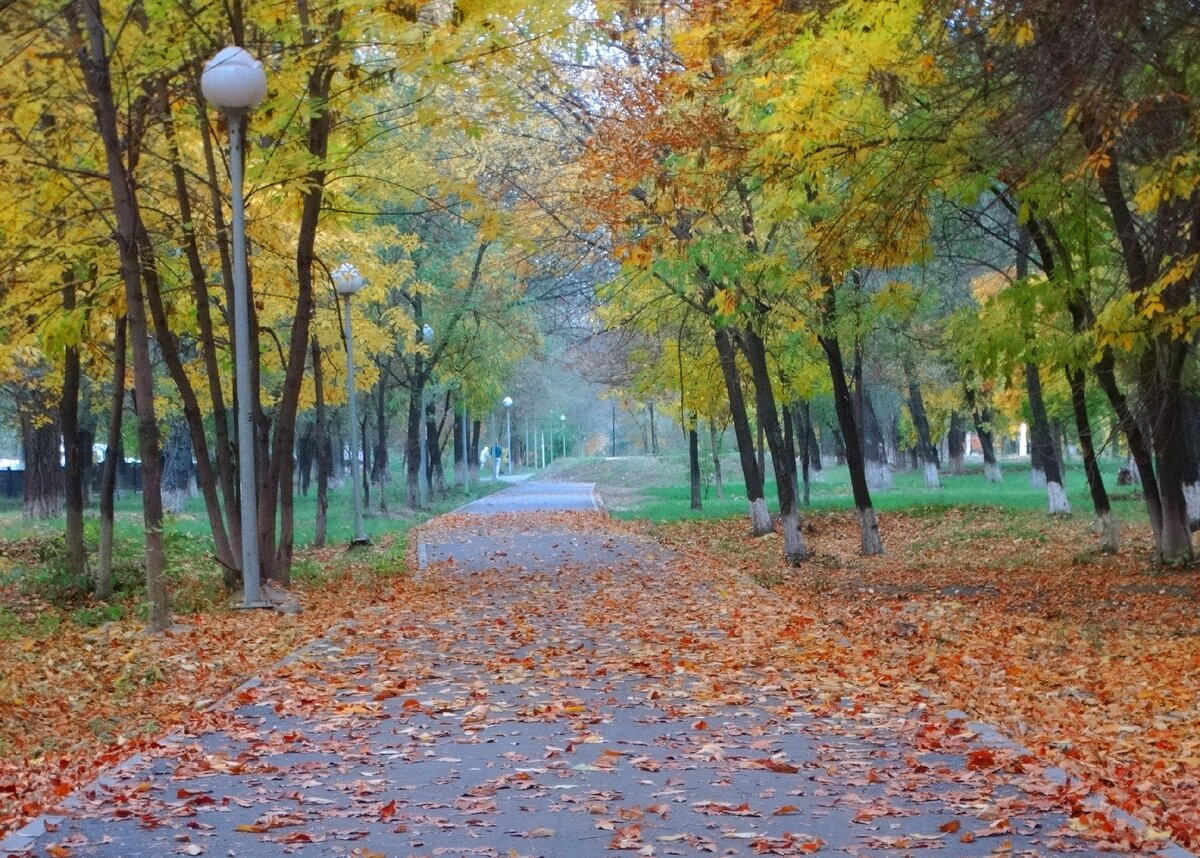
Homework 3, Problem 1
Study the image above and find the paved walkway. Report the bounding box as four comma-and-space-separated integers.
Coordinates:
3, 482, 1185, 856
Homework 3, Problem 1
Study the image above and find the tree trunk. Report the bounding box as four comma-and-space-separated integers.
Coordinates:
1067, 366, 1117, 551
373, 374, 389, 512
266, 14, 346, 588
96, 318, 126, 601
61, 281, 87, 578
72, 1, 169, 628
360, 411, 371, 511
1180, 393, 1200, 529
22, 416, 63, 520
688, 423, 702, 510
311, 337, 329, 548
297, 423, 314, 497
947, 411, 966, 476
454, 400, 467, 489
713, 326, 772, 535
819, 332, 883, 555
162, 97, 240, 585
906, 371, 940, 488
740, 328, 805, 565
795, 403, 810, 507
708, 421, 724, 500
649, 402, 659, 455
1086, 120, 1192, 563
1143, 343, 1193, 563
1026, 363, 1070, 515
161, 420, 194, 514
426, 399, 447, 497
756, 417, 767, 486
405, 382, 423, 508
966, 388, 1002, 482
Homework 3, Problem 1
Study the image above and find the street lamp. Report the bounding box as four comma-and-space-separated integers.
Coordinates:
201, 46, 268, 607
332, 263, 370, 547
560, 414, 566, 459
503, 396, 513, 476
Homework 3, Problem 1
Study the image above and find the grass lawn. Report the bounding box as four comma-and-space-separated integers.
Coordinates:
592, 455, 1148, 527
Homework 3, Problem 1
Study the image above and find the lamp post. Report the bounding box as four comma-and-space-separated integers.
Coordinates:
201, 46, 267, 607
332, 263, 370, 547
560, 414, 566, 459
419, 323, 433, 506
503, 396, 513, 475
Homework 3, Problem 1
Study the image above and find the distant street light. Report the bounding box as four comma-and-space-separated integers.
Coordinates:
201, 46, 268, 607
332, 263, 370, 546
560, 414, 566, 459
503, 396, 513, 476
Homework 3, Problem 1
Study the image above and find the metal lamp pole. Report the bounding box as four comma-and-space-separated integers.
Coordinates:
503, 396, 513, 475
332, 263, 370, 546
201, 47, 267, 607
560, 414, 566, 459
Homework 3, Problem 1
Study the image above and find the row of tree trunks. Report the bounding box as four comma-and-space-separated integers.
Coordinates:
72, 0, 170, 630
739, 326, 806, 564
819, 330, 884, 555
712, 325, 772, 535
905, 366, 941, 489
965, 388, 1003, 483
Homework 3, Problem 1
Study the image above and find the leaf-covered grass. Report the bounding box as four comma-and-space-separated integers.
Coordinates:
646, 509, 1200, 850
0, 472, 507, 837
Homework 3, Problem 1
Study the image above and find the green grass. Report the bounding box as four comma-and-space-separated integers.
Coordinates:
0, 468, 506, 612
600, 456, 1148, 525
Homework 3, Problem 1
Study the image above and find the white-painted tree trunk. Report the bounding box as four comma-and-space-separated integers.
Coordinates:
781, 510, 806, 565
1030, 467, 1047, 488
1096, 511, 1120, 554
1047, 481, 1071, 515
857, 507, 884, 556
923, 462, 940, 489
984, 462, 1003, 483
866, 460, 892, 490
1184, 481, 1200, 526
748, 498, 773, 536
1125, 454, 1140, 485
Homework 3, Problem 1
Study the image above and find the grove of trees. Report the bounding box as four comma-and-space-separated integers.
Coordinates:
1, 0, 1198, 629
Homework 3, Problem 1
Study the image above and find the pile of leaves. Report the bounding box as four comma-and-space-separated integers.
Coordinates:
0, 538, 403, 839
651, 508, 1200, 849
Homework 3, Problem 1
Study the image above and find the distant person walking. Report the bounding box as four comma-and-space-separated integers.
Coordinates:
492, 441, 503, 480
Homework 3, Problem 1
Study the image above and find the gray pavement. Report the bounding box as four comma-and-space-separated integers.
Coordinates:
3, 481, 1186, 857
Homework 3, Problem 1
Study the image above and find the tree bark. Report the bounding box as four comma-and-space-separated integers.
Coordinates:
1026, 363, 1070, 515
713, 326, 771, 535
947, 411, 966, 476
740, 327, 805, 564
688, 423, 702, 510
161, 420, 194, 514
22, 416, 63, 521
905, 369, 940, 488
795, 403, 811, 507
1067, 366, 1117, 551
266, 9, 346, 587
707, 421, 724, 500
426, 399, 447, 496
405, 381, 423, 508
311, 337, 329, 548
61, 280, 87, 579
820, 331, 883, 555
96, 317, 126, 600
72, 0, 169, 629
966, 388, 1002, 482
372, 373, 389, 512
